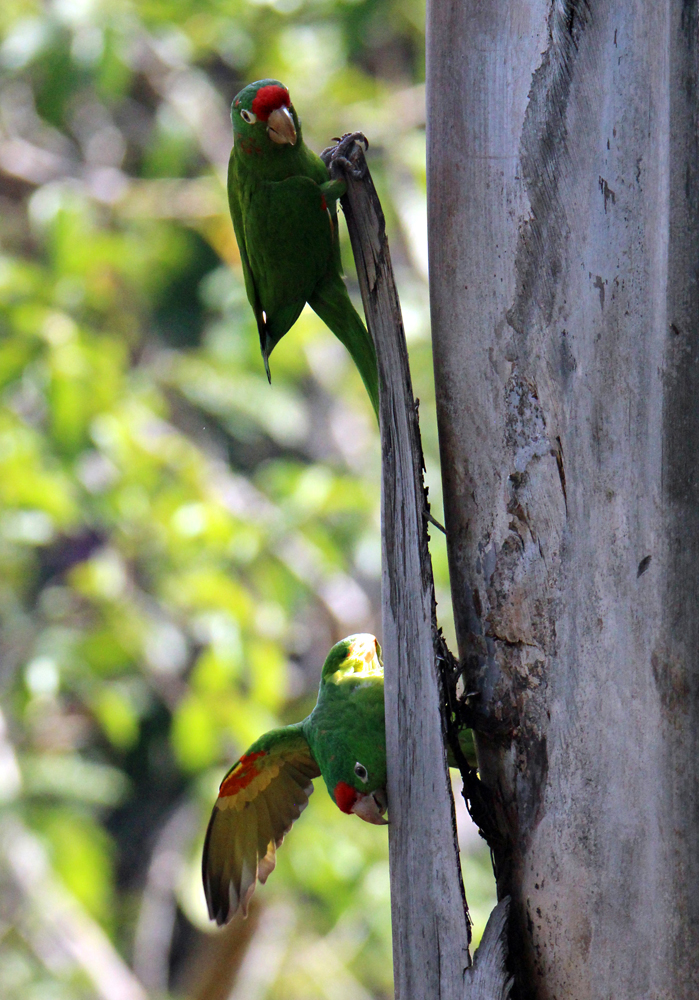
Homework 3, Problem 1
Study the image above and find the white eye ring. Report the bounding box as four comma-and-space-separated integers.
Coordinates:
240, 109, 257, 124
354, 762, 368, 783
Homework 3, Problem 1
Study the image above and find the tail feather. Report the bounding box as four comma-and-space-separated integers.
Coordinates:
259, 300, 306, 385
309, 273, 379, 420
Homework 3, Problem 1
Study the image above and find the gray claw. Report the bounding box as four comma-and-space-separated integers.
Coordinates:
321, 131, 370, 178
331, 154, 366, 181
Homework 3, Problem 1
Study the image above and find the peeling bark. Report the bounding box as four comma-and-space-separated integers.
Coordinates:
428, 1, 699, 997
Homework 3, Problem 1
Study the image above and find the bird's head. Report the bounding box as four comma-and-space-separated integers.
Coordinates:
231, 79, 298, 150
333, 777, 388, 825
320, 634, 388, 826
321, 632, 383, 683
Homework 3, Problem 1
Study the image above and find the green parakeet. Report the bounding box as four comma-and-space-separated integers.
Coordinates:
227, 79, 379, 417
201, 632, 477, 924
202, 633, 387, 924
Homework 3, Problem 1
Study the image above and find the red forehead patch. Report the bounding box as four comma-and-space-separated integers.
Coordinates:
251, 85, 291, 121
334, 781, 358, 814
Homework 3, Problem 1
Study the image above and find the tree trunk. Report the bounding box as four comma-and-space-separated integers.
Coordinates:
428, 1, 699, 998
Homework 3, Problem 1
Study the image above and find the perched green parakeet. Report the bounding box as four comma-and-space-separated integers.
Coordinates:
202, 633, 387, 924
227, 79, 379, 417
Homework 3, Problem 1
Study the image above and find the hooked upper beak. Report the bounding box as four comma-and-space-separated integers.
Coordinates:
351, 788, 388, 825
267, 106, 296, 146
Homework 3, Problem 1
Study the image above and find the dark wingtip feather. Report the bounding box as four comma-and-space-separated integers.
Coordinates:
202, 806, 237, 925
256, 316, 273, 384
215, 899, 228, 927
201, 808, 217, 920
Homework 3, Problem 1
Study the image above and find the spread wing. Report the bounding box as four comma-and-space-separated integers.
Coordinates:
202, 724, 320, 924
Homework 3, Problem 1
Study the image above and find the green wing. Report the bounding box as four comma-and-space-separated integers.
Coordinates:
202, 724, 320, 924
228, 154, 270, 376
244, 175, 334, 345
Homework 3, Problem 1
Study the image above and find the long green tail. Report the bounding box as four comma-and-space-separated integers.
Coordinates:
309, 272, 379, 420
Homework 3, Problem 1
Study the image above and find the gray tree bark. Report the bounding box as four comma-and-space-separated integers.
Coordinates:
428, 1, 699, 998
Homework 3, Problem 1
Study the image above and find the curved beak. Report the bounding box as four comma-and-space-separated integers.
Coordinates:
351, 788, 388, 825
267, 106, 297, 146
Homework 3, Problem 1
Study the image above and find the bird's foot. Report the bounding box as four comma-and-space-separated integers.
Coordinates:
320, 131, 369, 180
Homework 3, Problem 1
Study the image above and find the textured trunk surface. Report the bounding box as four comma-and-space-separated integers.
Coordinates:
427, 1, 699, 998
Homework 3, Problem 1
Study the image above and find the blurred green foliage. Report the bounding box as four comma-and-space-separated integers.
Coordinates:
0, 1, 494, 998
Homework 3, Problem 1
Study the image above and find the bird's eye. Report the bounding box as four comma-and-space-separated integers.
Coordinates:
240, 109, 256, 124
354, 762, 368, 783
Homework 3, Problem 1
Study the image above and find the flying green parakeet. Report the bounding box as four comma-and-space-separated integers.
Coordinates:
227, 79, 379, 417
202, 633, 387, 924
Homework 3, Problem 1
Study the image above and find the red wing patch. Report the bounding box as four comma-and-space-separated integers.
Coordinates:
219, 751, 266, 797
251, 85, 290, 122
320, 194, 327, 212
